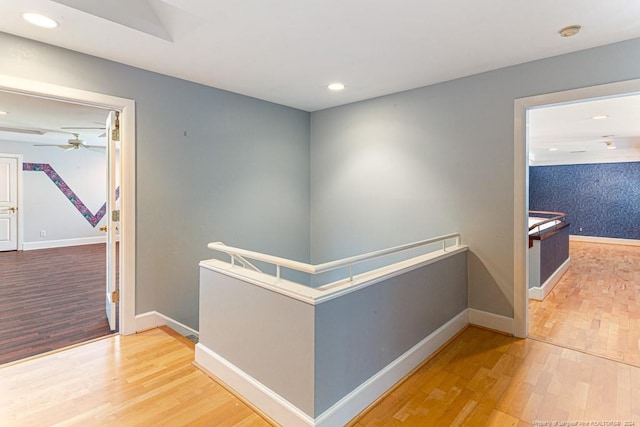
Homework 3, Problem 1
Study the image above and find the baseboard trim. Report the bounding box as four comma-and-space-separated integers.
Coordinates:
315, 309, 469, 426
570, 235, 640, 246
22, 236, 106, 251
135, 311, 199, 338
195, 309, 469, 426
468, 308, 514, 335
529, 257, 570, 301
195, 343, 314, 426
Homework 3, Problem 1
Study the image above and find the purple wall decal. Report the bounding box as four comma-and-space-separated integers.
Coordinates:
23, 162, 119, 228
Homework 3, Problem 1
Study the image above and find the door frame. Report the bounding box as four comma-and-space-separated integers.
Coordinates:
0, 153, 23, 251
0, 74, 137, 335
513, 78, 640, 338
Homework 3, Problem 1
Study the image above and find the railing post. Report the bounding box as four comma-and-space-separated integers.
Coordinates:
349, 265, 353, 282
276, 265, 281, 280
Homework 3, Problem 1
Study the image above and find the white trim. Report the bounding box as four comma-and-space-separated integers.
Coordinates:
314, 309, 469, 427
195, 343, 314, 427
135, 311, 199, 338
528, 257, 570, 301
0, 74, 137, 336
0, 152, 23, 251
468, 308, 514, 335
199, 246, 468, 306
570, 235, 640, 247
513, 78, 640, 339
195, 310, 468, 426
22, 236, 107, 251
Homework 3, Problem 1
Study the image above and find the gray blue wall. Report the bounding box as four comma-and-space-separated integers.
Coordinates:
0, 32, 311, 330
4, 29, 640, 329
309, 37, 640, 318
530, 163, 640, 239
314, 251, 467, 416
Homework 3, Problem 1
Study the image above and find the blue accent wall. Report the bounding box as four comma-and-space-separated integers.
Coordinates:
530, 162, 640, 239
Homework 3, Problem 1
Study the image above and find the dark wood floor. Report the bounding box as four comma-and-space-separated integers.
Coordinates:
0, 244, 113, 365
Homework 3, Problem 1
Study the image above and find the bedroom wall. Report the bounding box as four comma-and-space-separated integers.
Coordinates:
310, 37, 640, 319
530, 162, 640, 240
0, 139, 106, 246
0, 31, 311, 330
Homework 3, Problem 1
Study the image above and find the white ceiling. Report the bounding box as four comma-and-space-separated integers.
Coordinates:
529, 94, 640, 165
0, 1, 639, 159
0, 91, 108, 147
1, 0, 640, 112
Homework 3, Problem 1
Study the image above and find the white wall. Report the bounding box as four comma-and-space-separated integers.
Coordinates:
0, 139, 106, 247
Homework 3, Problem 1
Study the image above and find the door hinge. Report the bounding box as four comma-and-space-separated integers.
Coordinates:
111, 290, 120, 303
112, 210, 120, 222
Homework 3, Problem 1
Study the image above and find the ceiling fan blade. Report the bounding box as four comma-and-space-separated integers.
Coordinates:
61, 126, 106, 130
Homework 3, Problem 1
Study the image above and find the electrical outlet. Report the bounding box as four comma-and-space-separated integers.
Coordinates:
579, 227, 583, 232
40, 230, 46, 237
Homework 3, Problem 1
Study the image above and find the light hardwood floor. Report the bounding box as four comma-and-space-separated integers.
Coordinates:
529, 241, 640, 366
0, 327, 271, 427
2, 325, 639, 426
351, 326, 640, 426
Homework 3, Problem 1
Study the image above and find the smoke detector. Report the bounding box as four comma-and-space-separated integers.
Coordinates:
559, 25, 581, 38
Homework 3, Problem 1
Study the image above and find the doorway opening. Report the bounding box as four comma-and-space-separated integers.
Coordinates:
513, 79, 640, 362
0, 75, 136, 364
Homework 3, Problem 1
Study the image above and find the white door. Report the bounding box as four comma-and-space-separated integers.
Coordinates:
105, 111, 120, 331
0, 156, 18, 252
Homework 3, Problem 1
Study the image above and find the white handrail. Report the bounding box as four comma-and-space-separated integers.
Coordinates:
208, 233, 461, 281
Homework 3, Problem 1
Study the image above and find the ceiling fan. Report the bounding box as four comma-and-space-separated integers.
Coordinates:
61, 123, 106, 138
34, 133, 104, 151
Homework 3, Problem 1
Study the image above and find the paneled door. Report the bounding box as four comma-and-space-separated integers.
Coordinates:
105, 111, 120, 331
0, 155, 18, 252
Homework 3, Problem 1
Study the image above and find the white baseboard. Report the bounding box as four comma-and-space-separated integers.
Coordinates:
570, 235, 640, 246
468, 308, 514, 335
22, 236, 106, 251
196, 344, 314, 427
135, 311, 199, 338
529, 257, 570, 301
315, 309, 469, 426
195, 309, 469, 426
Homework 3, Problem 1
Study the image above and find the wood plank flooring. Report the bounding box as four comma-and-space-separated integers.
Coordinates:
0, 326, 272, 427
529, 241, 640, 366
0, 244, 112, 365
2, 326, 638, 426
350, 326, 640, 426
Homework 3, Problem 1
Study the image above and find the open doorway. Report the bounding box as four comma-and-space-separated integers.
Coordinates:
0, 76, 136, 364
526, 94, 640, 365
514, 78, 640, 364
0, 91, 118, 364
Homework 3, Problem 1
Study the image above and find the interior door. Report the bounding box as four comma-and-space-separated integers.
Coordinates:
105, 111, 120, 331
0, 155, 18, 252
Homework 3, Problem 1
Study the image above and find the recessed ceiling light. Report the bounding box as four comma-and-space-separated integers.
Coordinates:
22, 12, 59, 29
605, 141, 616, 150
559, 25, 581, 38
328, 83, 345, 91
592, 115, 608, 120
548, 148, 558, 152
0, 111, 7, 115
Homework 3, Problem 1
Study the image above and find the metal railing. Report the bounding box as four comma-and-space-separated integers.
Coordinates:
208, 233, 462, 282
528, 210, 567, 236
